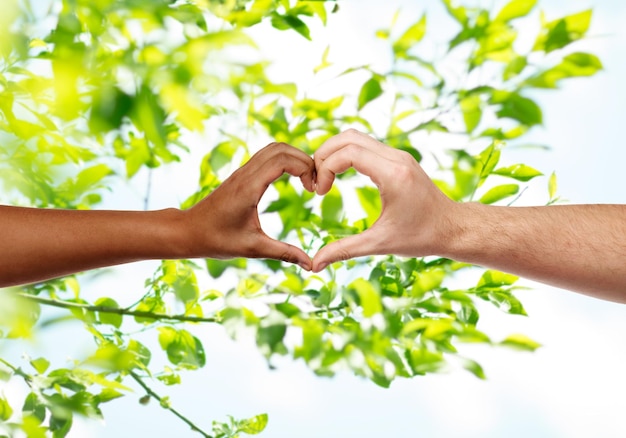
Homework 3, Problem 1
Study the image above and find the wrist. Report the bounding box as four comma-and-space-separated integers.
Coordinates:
436, 201, 489, 261
152, 208, 196, 259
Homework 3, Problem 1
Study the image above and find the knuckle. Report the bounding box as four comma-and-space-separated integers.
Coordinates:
338, 250, 352, 262
398, 150, 416, 163
343, 143, 361, 156
279, 251, 298, 264
343, 128, 362, 137
334, 240, 353, 262
265, 142, 290, 155
391, 162, 414, 181
268, 141, 286, 151
271, 150, 293, 168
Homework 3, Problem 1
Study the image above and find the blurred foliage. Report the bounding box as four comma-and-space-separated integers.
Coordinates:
0, 0, 600, 436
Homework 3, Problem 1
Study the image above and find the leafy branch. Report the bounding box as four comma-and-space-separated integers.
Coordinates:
17, 293, 218, 324
129, 371, 213, 438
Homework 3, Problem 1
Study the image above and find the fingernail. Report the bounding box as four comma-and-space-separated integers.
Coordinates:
298, 260, 312, 271
317, 262, 328, 272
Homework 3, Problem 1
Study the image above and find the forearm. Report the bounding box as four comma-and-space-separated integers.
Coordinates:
442, 203, 626, 302
1, 206, 189, 287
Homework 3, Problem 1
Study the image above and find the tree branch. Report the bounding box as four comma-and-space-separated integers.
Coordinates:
0, 358, 32, 385
129, 371, 213, 438
17, 293, 218, 324
0, 358, 18, 373
310, 305, 349, 315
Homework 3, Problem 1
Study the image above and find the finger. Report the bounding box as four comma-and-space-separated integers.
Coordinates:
248, 143, 316, 193
315, 144, 391, 195
314, 129, 395, 172
256, 235, 312, 271
311, 228, 380, 272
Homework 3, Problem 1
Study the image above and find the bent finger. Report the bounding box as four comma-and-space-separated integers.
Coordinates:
255, 235, 313, 271
315, 144, 392, 195
248, 143, 316, 193
314, 129, 395, 172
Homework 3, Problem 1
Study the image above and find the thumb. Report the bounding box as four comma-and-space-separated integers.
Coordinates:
257, 236, 312, 271
312, 229, 379, 272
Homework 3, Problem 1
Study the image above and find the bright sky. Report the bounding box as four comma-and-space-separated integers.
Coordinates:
3, 1, 626, 437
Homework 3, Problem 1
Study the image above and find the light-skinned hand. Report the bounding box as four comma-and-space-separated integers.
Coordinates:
311, 129, 456, 272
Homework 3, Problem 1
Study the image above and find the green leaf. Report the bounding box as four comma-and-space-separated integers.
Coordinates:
403, 318, 453, 339
462, 359, 486, 379
356, 186, 381, 227
493, 164, 543, 181
321, 185, 343, 224
271, 13, 311, 40
275, 302, 301, 318
441, 0, 468, 25
130, 85, 166, 149
294, 318, 326, 362
50, 413, 73, 438
277, 271, 303, 295
314, 45, 332, 73
478, 270, 519, 288
393, 14, 427, 57
183, 30, 256, 53
257, 324, 287, 355
503, 55, 527, 80
239, 413, 268, 435
95, 297, 123, 328
348, 279, 382, 317
306, 285, 335, 308
237, 275, 267, 297
127, 339, 152, 369
30, 357, 50, 374
480, 290, 527, 315
500, 334, 541, 351
224, 0, 272, 27
533, 10, 592, 53
160, 260, 199, 304
412, 268, 446, 297
460, 95, 482, 133
206, 258, 246, 278
120, 136, 151, 178
306, 1, 328, 25
158, 327, 206, 368
72, 164, 112, 194
406, 349, 444, 375
490, 90, 542, 126
457, 324, 490, 343
0, 397, 12, 421
479, 183, 519, 204
22, 393, 46, 424
157, 372, 181, 386
21, 415, 47, 438
376, 277, 400, 299
524, 52, 603, 88
265, 179, 314, 239
134, 296, 167, 324
548, 171, 558, 199
358, 76, 384, 110
97, 388, 124, 403
208, 141, 242, 173
495, 0, 537, 23
476, 141, 502, 185
88, 86, 133, 133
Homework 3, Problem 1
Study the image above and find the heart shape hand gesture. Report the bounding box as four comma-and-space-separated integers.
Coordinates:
183, 129, 456, 272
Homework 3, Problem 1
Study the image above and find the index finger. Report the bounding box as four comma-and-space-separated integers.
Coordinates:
246, 142, 316, 193
315, 143, 393, 195
314, 129, 395, 170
